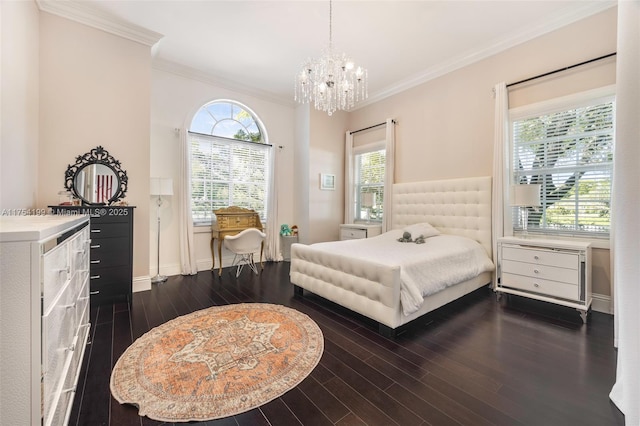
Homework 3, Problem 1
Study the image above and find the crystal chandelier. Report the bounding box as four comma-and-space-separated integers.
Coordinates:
294, 0, 368, 116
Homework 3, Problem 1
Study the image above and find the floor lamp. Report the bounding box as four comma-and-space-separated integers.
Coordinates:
510, 184, 541, 237
150, 177, 173, 283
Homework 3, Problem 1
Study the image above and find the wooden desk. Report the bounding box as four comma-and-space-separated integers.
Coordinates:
211, 206, 264, 276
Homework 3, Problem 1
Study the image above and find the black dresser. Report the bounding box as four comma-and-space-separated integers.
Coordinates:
50, 205, 135, 305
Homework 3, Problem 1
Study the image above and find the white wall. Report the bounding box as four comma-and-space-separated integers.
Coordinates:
150, 68, 296, 275
38, 12, 152, 287
0, 1, 39, 210
308, 108, 348, 243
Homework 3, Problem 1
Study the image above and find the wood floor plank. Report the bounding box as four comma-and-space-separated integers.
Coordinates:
322, 376, 399, 426
259, 397, 303, 425
110, 309, 141, 426
75, 320, 113, 425
280, 386, 334, 426
297, 376, 350, 423
75, 263, 624, 426
319, 351, 422, 425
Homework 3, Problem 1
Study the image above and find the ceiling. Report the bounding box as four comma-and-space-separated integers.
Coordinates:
39, 1, 615, 107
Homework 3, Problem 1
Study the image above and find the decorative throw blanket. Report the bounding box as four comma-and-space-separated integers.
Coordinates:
311, 230, 494, 315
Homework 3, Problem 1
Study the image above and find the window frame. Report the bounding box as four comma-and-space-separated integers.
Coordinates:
188, 100, 270, 226
352, 140, 386, 223
507, 85, 615, 239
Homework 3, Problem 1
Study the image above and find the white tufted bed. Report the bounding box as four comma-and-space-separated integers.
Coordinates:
290, 176, 494, 337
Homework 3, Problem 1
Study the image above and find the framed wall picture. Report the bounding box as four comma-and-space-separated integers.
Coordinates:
320, 173, 336, 190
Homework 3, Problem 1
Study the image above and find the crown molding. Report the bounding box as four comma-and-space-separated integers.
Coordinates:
36, 0, 163, 47
356, 1, 617, 110
152, 59, 295, 108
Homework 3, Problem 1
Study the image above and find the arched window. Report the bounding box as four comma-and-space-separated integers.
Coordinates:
188, 100, 270, 225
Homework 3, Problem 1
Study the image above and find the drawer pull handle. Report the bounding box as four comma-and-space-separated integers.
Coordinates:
62, 303, 76, 309
78, 295, 90, 301
90, 260, 101, 264
534, 255, 539, 260
534, 283, 540, 288
90, 290, 100, 295
533, 269, 539, 274
90, 244, 101, 249
66, 343, 76, 352
90, 275, 101, 280
74, 249, 85, 254
91, 229, 101, 233
62, 387, 76, 394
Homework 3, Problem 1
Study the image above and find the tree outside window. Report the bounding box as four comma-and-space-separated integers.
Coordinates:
512, 98, 614, 236
355, 149, 385, 222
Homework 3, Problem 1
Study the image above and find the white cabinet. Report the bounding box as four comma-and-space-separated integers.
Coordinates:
496, 236, 592, 322
339, 224, 382, 241
1, 215, 90, 426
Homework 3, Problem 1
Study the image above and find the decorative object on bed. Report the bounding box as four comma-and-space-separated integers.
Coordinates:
224, 228, 266, 277
291, 176, 493, 337
403, 222, 440, 239
211, 206, 263, 276
110, 303, 324, 422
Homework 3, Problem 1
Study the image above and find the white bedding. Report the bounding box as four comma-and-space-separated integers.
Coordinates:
310, 230, 494, 315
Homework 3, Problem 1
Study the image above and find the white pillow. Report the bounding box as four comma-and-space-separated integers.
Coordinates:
403, 222, 440, 239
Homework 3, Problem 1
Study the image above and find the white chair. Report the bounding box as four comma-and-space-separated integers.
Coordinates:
223, 228, 266, 277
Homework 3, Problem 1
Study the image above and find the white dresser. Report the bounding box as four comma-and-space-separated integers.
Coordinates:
496, 236, 592, 322
0, 215, 91, 426
339, 223, 382, 241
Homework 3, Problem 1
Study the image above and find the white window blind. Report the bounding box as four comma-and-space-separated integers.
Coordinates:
354, 146, 385, 222
511, 96, 614, 236
189, 132, 270, 225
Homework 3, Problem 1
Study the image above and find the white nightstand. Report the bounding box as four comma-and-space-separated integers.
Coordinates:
339, 223, 382, 241
496, 236, 592, 323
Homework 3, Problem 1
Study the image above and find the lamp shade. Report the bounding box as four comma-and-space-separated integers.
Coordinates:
510, 184, 541, 207
150, 177, 173, 196
361, 192, 375, 207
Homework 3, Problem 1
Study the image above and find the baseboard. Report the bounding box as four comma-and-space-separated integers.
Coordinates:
133, 275, 151, 293
592, 293, 612, 314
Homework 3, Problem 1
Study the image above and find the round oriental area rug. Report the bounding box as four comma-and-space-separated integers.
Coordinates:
110, 303, 324, 422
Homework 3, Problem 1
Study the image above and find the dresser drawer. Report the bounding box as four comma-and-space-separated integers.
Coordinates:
89, 236, 130, 267
90, 222, 130, 238
43, 243, 70, 313
69, 228, 90, 273
502, 246, 578, 269
42, 280, 77, 421
90, 265, 131, 300
340, 228, 367, 240
216, 215, 259, 229
502, 272, 580, 300
501, 259, 579, 285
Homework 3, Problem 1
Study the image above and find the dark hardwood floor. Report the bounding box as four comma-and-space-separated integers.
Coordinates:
69, 261, 624, 426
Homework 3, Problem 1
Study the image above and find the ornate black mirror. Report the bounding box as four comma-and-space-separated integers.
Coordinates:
65, 146, 128, 205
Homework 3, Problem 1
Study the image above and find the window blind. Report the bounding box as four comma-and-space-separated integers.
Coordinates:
511, 99, 614, 236
189, 132, 270, 225
355, 148, 385, 222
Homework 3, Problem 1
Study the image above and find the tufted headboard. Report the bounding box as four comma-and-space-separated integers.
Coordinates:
391, 176, 492, 257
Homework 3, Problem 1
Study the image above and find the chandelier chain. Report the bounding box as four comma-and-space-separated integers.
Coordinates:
329, 0, 332, 49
